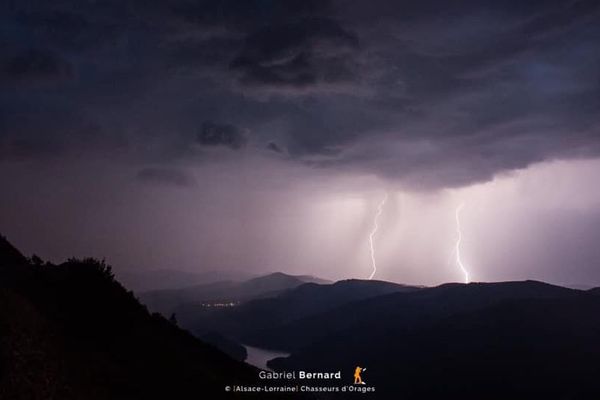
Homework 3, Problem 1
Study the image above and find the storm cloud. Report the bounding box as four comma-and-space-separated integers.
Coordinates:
137, 167, 196, 187
2, 48, 72, 84
1, 1, 600, 285
197, 121, 247, 150
2, 0, 598, 188
230, 17, 359, 88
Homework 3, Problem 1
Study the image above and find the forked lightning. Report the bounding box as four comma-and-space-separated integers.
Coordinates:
368, 193, 388, 280
454, 203, 470, 284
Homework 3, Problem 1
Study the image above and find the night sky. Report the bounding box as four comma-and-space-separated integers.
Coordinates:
1, 0, 599, 286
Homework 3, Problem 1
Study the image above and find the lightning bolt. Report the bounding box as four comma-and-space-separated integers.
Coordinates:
454, 203, 471, 284
368, 193, 388, 280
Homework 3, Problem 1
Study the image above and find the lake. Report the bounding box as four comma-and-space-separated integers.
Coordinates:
243, 344, 290, 371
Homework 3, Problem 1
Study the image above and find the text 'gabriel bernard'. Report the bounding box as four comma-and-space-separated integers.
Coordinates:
259, 371, 342, 380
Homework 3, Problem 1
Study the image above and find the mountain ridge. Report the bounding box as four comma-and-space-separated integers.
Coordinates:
181, 278, 420, 343
139, 271, 329, 316
253, 279, 580, 352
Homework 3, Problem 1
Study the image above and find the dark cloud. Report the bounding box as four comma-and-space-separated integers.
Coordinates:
2, 48, 72, 84
170, 0, 332, 31
197, 121, 247, 150
164, 0, 336, 70
266, 142, 284, 154
136, 168, 196, 187
0, 0, 599, 190
15, 9, 93, 51
230, 17, 359, 88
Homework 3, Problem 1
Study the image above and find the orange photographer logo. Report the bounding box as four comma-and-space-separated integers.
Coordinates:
353, 366, 366, 385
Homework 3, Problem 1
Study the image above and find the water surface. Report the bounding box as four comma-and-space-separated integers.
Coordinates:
243, 344, 290, 371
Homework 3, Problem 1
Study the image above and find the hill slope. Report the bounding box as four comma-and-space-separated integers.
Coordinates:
0, 236, 264, 399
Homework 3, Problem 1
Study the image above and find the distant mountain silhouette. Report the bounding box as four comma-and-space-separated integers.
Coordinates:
0, 235, 267, 399
269, 281, 600, 399
116, 268, 257, 292
181, 279, 420, 345
563, 282, 597, 290
588, 287, 600, 295
139, 272, 328, 316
